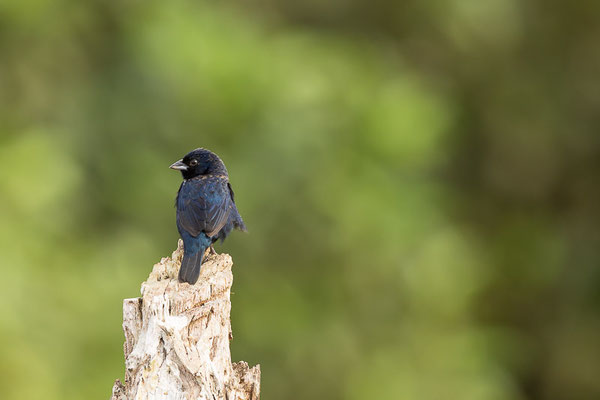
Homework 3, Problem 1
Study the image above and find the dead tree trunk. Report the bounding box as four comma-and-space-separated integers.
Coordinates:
110, 240, 260, 400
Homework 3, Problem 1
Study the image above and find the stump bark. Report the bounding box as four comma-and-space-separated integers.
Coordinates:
110, 240, 260, 400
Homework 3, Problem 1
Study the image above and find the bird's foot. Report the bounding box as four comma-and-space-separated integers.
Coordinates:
204, 245, 218, 260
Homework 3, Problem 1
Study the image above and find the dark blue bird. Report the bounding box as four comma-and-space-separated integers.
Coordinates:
170, 148, 246, 284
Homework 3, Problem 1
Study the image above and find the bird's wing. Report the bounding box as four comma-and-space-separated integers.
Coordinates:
227, 182, 247, 232
177, 178, 232, 238
227, 182, 235, 202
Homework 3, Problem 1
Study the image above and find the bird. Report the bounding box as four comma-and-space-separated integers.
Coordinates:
169, 148, 246, 284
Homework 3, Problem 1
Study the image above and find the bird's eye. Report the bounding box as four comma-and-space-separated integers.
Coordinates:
189, 159, 198, 166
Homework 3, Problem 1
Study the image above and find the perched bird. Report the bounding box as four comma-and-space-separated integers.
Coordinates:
170, 148, 246, 284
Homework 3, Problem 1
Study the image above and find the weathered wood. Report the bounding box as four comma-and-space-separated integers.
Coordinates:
110, 240, 260, 400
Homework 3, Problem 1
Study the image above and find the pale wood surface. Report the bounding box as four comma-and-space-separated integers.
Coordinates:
110, 240, 260, 400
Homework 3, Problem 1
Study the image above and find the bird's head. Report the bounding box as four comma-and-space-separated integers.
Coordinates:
169, 148, 228, 180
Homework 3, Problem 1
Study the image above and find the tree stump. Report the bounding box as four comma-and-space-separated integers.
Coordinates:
110, 240, 260, 400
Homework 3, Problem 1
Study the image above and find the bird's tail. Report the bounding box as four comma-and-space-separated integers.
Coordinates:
178, 248, 205, 284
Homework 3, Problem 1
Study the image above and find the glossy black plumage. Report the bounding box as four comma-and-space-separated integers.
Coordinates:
170, 149, 246, 284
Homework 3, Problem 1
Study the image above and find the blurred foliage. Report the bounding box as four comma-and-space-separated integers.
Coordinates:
1, 0, 599, 399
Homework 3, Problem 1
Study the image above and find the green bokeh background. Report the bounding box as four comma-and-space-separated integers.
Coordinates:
1, 1, 599, 399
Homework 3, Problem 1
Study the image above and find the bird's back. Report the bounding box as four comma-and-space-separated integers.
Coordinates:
176, 175, 243, 241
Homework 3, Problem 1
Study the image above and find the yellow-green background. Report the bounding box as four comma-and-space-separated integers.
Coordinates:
1, 1, 599, 399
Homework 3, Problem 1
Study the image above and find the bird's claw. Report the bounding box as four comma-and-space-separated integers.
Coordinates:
204, 245, 217, 259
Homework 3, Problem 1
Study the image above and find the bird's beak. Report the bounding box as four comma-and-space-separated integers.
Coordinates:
169, 159, 188, 171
